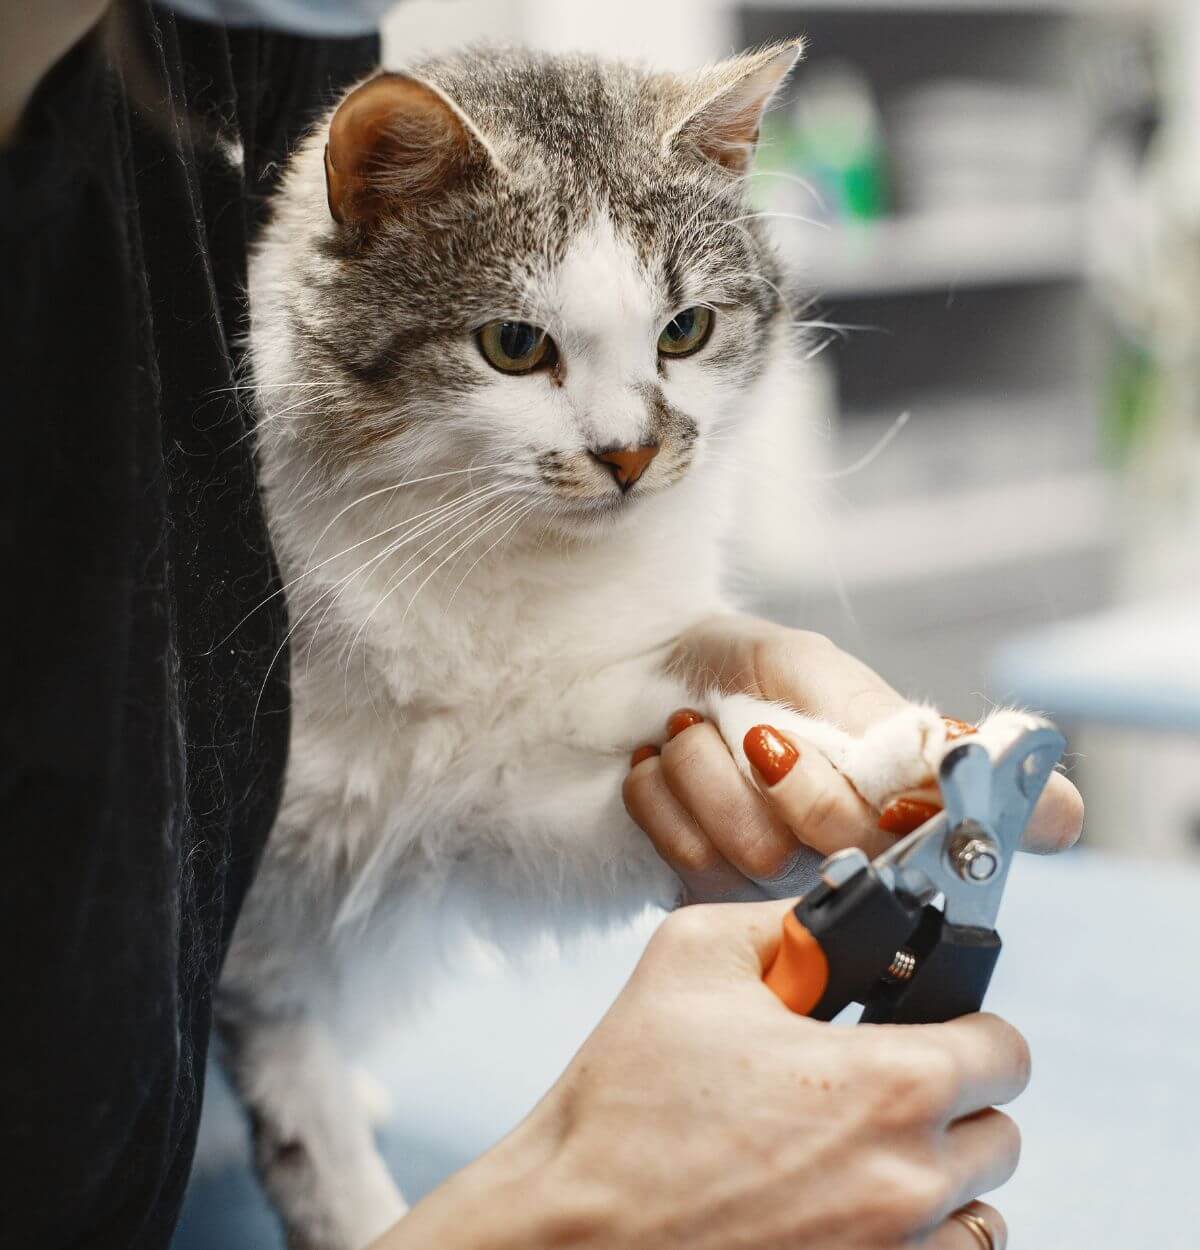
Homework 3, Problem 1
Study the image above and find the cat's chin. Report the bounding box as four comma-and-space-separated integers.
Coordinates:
541, 492, 662, 538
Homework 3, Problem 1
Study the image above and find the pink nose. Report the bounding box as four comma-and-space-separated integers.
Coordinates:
590, 444, 660, 490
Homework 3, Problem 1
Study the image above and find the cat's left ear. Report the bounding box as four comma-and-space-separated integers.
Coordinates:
323, 72, 499, 228
664, 40, 804, 175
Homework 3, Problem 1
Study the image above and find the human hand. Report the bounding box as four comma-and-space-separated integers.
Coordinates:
380, 899, 1024, 1249
624, 613, 1084, 902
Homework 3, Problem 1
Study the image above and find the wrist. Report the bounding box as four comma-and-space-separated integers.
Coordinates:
372, 1098, 617, 1250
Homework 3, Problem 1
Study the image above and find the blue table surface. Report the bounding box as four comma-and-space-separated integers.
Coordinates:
176, 848, 1200, 1249
991, 595, 1200, 733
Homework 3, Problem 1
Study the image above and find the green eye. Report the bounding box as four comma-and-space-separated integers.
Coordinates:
478, 320, 557, 374
658, 306, 714, 358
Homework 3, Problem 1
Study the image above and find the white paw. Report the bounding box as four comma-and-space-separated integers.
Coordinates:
706, 692, 1050, 816
840, 704, 947, 809
706, 691, 857, 782
969, 707, 1051, 759
841, 705, 1051, 810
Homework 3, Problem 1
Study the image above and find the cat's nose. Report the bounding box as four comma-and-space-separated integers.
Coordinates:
589, 444, 660, 491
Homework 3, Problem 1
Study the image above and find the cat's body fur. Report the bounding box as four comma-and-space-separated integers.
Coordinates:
221, 44, 1040, 1250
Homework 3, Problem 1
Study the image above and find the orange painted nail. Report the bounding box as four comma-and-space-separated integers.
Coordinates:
630, 744, 659, 768
666, 709, 704, 739
743, 725, 799, 786
942, 717, 976, 741
878, 797, 941, 836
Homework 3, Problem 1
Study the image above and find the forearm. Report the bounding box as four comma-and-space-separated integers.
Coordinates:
371, 1111, 599, 1250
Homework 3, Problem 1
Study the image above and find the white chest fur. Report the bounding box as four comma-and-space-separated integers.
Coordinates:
252, 461, 733, 945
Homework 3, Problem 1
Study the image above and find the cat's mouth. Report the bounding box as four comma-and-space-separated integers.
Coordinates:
533, 484, 667, 536
536, 445, 692, 517
548, 493, 637, 521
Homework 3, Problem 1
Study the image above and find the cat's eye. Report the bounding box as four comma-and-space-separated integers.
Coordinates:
657, 306, 714, 358
477, 320, 558, 374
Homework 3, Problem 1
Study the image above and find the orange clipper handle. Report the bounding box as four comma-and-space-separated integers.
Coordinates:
763, 909, 830, 1015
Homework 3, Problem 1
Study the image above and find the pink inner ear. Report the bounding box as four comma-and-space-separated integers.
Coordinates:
324, 74, 475, 226
693, 102, 764, 174
676, 44, 802, 175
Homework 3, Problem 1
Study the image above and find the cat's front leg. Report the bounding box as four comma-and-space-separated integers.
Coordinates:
218, 1004, 406, 1250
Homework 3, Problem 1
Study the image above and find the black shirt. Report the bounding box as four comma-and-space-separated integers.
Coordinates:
0, 9, 378, 1247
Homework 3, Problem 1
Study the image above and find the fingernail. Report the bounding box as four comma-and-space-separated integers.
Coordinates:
878, 797, 941, 835
666, 708, 704, 739
743, 724, 798, 786
942, 717, 976, 741
630, 744, 659, 768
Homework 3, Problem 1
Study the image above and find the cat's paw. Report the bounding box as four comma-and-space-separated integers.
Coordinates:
710, 693, 1049, 824
842, 705, 1050, 815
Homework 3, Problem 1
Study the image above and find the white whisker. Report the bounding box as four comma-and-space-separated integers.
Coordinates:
304, 460, 514, 567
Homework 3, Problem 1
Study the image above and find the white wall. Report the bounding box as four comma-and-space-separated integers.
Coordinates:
383, 0, 736, 67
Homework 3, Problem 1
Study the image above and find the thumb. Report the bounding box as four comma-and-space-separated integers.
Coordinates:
648, 897, 799, 983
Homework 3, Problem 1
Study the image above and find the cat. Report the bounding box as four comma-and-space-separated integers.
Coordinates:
220, 41, 1042, 1250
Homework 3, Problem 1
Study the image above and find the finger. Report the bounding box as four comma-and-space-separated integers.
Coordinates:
922, 1202, 1008, 1250
657, 715, 807, 886
930, 1014, 1033, 1120
943, 1110, 1021, 1213
623, 751, 767, 902
870, 763, 1085, 854
742, 724, 895, 859
674, 614, 908, 733
1023, 770, 1084, 853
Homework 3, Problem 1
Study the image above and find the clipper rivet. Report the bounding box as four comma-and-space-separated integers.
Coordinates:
952, 836, 999, 883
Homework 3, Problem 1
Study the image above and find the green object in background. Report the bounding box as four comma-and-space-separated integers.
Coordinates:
1103, 339, 1161, 468
839, 155, 887, 221
755, 63, 888, 224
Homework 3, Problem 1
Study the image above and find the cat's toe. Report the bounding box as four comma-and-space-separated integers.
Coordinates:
970, 708, 1051, 758
841, 705, 945, 810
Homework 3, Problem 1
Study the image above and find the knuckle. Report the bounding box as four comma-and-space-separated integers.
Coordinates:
660, 732, 709, 780
993, 1111, 1022, 1169
754, 629, 833, 669
861, 1158, 951, 1240
736, 833, 795, 881
875, 1044, 961, 1123
669, 836, 724, 876
749, 630, 833, 696
901, 1169, 954, 1230
800, 778, 847, 838
790, 628, 836, 653
701, 793, 753, 840
998, 1021, 1033, 1090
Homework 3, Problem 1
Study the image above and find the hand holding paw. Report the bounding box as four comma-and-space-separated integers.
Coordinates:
624, 615, 1084, 904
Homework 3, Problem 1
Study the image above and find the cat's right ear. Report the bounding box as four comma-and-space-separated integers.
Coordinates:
324, 73, 497, 228
664, 41, 804, 175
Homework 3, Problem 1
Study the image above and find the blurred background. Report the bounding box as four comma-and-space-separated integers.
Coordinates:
176, 1, 1200, 1247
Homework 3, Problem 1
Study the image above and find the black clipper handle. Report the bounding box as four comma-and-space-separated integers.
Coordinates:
859, 905, 1002, 1025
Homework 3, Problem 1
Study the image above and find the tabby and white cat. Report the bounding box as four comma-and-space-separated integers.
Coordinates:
222, 42, 1035, 1249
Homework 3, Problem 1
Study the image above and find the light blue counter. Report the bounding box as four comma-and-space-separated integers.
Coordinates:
992, 595, 1200, 733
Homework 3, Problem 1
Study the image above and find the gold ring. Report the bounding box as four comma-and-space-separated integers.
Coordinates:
952, 1208, 997, 1250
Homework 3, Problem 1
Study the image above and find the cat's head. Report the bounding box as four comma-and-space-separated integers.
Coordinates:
263, 43, 801, 535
